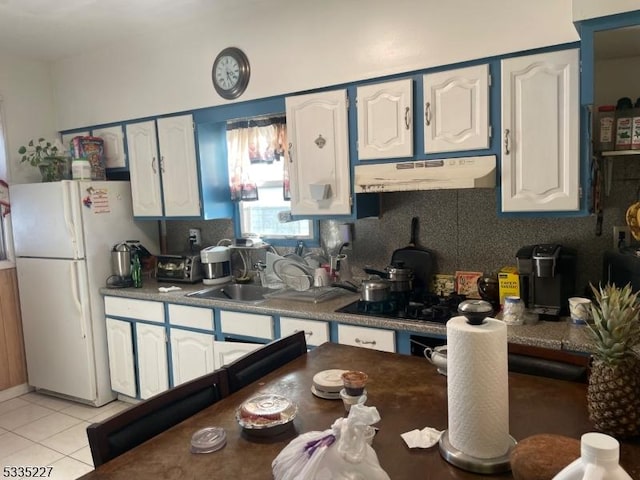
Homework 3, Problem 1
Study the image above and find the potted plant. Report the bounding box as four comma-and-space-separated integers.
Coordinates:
585, 283, 640, 438
18, 138, 70, 182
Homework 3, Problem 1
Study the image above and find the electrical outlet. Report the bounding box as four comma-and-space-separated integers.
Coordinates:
189, 228, 202, 246
613, 226, 630, 250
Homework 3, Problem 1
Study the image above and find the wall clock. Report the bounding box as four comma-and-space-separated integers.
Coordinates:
211, 47, 250, 100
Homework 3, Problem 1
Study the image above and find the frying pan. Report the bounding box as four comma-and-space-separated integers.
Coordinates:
391, 217, 435, 292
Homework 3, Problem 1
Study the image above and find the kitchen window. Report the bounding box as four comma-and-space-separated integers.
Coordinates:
226, 115, 315, 243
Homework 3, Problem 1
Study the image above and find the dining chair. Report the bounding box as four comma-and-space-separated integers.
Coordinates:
86, 368, 229, 467
226, 331, 307, 393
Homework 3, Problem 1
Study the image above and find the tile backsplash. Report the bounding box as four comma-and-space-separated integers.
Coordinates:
165, 156, 640, 296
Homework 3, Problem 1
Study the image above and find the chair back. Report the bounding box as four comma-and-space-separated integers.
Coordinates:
87, 368, 229, 467
226, 331, 307, 393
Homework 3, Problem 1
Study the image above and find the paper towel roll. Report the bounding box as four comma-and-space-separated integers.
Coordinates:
446, 315, 510, 459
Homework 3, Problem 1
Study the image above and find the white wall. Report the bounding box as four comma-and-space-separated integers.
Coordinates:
573, 0, 640, 21
51, 0, 580, 130
0, 51, 57, 184
595, 55, 640, 106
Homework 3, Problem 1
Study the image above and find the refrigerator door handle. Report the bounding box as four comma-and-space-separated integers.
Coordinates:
70, 261, 87, 339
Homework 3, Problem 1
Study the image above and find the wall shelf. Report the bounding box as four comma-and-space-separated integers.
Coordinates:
601, 150, 640, 157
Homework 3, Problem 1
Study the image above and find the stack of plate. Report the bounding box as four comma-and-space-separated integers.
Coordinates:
311, 369, 348, 400
272, 257, 314, 291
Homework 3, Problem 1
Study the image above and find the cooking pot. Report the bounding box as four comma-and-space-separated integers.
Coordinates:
363, 263, 414, 292
335, 278, 391, 302
111, 242, 132, 278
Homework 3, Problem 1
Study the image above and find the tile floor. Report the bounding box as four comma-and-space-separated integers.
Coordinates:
0, 393, 130, 479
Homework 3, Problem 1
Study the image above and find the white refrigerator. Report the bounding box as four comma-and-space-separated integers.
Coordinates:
10, 181, 159, 406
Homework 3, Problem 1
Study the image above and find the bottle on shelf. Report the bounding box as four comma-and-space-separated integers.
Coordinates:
131, 252, 142, 288
614, 97, 633, 151
596, 105, 616, 152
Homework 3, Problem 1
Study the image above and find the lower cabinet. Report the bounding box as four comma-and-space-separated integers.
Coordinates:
170, 328, 215, 387
214, 341, 262, 369
337, 324, 396, 353
105, 318, 136, 398
279, 316, 330, 347
136, 323, 169, 399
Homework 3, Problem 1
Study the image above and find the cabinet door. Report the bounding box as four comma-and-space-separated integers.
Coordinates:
170, 329, 214, 386
279, 317, 329, 347
92, 125, 126, 169
213, 340, 263, 370
157, 115, 201, 217
105, 318, 136, 397
423, 64, 490, 153
126, 121, 163, 217
501, 49, 579, 212
136, 323, 168, 399
357, 79, 413, 160
286, 89, 351, 215
337, 324, 396, 353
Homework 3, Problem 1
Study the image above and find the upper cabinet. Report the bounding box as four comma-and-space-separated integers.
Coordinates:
423, 64, 490, 154
356, 79, 413, 160
126, 114, 201, 218
92, 125, 127, 170
285, 89, 351, 216
500, 49, 580, 212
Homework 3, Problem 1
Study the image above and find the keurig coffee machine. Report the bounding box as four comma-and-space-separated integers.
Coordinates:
516, 244, 577, 318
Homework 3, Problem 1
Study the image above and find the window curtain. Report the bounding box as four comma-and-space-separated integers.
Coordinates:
226, 116, 288, 201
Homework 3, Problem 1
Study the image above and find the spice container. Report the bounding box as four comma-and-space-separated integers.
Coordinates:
502, 296, 524, 325
632, 97, 640, 150
615, 97, 634, 151
596, 105, 616, 152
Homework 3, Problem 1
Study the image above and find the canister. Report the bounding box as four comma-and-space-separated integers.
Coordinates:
614, 97, 633, 150
596, 105, 615, 152
72, 159, 91, 180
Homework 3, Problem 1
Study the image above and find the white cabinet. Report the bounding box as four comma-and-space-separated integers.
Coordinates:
279, 316, 329, 347
337, 324, 396, 353
105, 318, 136, 398
167, 304, 215, 386
135, 323, 168, 399
170, 329, 215, 386
126, 114, 200, 217
219, 310, 274, 340
213, 341, 262, 370
357, 79, 413, 160
92, 125, 126, 169
285, 89, 351, 216
500, 49, 580, 212
423, 64, 490, 153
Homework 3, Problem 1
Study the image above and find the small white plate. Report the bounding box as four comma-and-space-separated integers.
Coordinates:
273, 259, 313, 291
311, 385, 341, 400
312, 369, 348, 393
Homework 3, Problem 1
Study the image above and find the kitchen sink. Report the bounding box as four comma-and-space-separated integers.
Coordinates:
185, 283, 274, 303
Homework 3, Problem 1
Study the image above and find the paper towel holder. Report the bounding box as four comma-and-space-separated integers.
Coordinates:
439, 430, 517, 474
458, 299, 494, 325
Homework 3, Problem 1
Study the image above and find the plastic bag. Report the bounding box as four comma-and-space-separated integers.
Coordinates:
272, 404, 390, 480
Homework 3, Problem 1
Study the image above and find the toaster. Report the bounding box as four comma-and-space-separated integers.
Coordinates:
156, 254, 204, 283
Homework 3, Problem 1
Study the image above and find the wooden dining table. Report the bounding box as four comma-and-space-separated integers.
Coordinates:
79, 342, 640, 480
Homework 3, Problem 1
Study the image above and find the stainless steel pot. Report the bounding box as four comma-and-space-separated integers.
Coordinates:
111, 243, 132, 278
363, 263, 414, 293
361, 278, 391, 302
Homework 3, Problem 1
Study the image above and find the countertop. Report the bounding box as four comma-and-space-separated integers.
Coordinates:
100, 280, 596, 354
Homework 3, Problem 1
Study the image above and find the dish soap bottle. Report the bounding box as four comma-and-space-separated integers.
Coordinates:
553, 432, 632, 479
131, 252, 142, 288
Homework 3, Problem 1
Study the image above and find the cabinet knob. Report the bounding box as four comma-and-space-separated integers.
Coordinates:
425, 102, 432, 126
151, 156, 157, 174
405, 106, 411, 130
355, 337, 376, 346
288, 142, 294, 163
160, 155, 165, 174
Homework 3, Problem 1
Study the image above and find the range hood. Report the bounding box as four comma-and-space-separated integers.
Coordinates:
354, 155, 496, 193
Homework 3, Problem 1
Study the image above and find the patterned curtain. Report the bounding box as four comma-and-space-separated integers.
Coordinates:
226, 116, 287, 201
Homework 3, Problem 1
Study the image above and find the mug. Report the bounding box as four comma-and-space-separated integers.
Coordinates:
568, 297, 592, 325
313, 267, 331, 287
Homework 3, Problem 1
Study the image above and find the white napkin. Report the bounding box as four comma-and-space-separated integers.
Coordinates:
401, 427, 443, 448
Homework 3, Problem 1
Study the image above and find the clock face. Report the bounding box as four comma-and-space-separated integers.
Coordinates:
212, 47, 250, 99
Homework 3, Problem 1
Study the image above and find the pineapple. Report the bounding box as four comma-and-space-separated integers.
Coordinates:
586, 283, 640, 438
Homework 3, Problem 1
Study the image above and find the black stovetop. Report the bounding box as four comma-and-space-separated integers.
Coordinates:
336, 292, 466, 324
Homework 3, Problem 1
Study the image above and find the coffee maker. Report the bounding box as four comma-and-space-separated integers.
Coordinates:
516, 244, 577, 318
200, 246, 232, 285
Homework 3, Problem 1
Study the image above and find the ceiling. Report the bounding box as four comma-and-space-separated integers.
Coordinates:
0, 0, 227, 61
1, 1, 640, 63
